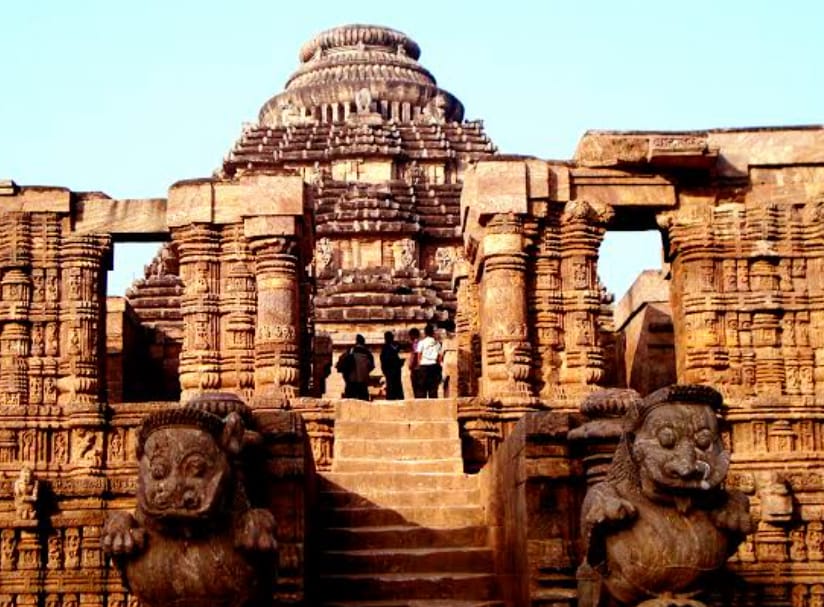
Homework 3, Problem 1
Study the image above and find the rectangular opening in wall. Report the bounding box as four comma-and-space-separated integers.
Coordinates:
106, 241, 181, 402
598, 230, 674, 395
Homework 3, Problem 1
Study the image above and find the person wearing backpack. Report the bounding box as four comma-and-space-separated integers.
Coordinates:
336, 334, 374, 400
415, 324, 442, 398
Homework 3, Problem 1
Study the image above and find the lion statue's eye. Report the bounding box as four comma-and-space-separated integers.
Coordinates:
657, 427, 677, 449
694, 429, 713, 450
150, 458, 170, 480
183, 455, 210, 478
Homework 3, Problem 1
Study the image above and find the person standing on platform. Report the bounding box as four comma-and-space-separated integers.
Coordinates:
415, 324, 443, 398
335, 334, 374, 400
407, 327, 425, 398
380, 331, 404, 400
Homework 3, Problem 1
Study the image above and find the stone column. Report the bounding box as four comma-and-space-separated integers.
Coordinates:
175, 224, 222, 401
478, 213, 533, 408
532, 229, 563, 399
57, 234, 111, 409
0, 214, 32, 407
219, 223, 256, 401
246, 217, 302, 405
453, 256, 480, 397
558, 200, 613, 401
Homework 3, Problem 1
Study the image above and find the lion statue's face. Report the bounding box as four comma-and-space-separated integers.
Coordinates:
631, 403, 729, 497
138, 427, 231, 520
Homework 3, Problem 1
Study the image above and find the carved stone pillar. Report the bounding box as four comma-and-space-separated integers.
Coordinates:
0, 214, 32, 407
28, 213, 62, 408
532, 226, 563, 399
57, 234, 111, 409
175, 224, 221, 400
219, 224, 256, 401
247, 225, 301, 404
478, 213, 533, 407
454, 256, 480, 397
559, 200, 613, 398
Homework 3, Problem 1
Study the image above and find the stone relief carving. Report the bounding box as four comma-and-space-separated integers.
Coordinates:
434, 246, 456, 274
102, 393, 277, 607
394, 239, 417, 270
314, 237, 333, 272
12, 467, 38, 521
579, 385, 752, 607
354, 87, 372, 114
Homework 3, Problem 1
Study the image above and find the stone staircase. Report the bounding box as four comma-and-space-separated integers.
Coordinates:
315, 399, 500, 607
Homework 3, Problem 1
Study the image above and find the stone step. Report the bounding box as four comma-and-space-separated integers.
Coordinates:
324, 505, 485, 528
322, 472, 478, 494
316, 573, 497, 602
320, 547, 494, 575
332, 458, 464, 474
335, 438, 461, 460
320, 487, 481, 509
322, 525, 489, 551
337, 399, 457, 423
335, 419, 458, 440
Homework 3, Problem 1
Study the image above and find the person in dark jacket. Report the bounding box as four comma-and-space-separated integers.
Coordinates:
380, 331, 404, 400
336, 334, 374, 400
407, 327, 425, 398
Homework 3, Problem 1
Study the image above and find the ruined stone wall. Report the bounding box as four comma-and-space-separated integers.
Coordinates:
463, 127, 824, 604
664, 160, 824, 601
480, 412, 584, 607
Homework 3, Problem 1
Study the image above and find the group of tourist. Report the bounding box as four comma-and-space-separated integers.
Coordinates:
335, 325, 443, 401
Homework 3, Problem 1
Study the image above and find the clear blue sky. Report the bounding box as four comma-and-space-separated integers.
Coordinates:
1, 1, 821, 299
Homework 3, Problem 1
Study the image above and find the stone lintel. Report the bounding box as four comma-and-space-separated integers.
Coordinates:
574, 131, 717, 170
548, 163, 571, 202
215, 174, 304, 223
709, 127, 824, 178
167, 179, 214, 226
73, 197, 168, 235
461, 160, 529, 251
168, 174, 304, 227
473, 160, 529, 218
571, 168, 676, 207
244, 215, 299, 239
0, 185, 72, 213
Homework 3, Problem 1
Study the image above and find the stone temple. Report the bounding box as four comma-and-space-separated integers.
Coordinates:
1, 23, 823, 607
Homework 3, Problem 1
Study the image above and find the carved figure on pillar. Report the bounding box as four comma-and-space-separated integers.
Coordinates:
12, 467, 38, 521
102, 393, 277, 607
579, 385, 752, 607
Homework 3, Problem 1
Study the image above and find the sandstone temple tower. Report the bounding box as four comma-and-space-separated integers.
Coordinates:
0, 23, 823, 607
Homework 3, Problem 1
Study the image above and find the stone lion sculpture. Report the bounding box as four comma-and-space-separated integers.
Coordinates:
102, 393, 277, 607
579, 384, 752, 607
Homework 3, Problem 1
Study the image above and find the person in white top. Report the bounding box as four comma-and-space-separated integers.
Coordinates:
414, 324, 442, 398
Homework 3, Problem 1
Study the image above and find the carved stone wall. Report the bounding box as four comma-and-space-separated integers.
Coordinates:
661, 162, 824, 600
2, 24, 824, 607
462, 128, 824, 604
0, 190, 114, 607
